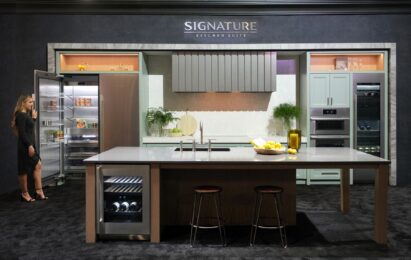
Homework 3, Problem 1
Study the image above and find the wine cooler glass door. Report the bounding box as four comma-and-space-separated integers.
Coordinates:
96, 165, 150, 236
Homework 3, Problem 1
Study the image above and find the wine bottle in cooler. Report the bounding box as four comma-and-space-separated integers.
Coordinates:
120, 201, 129, 212
129, 201, 138, 212
111, 202, 120, 212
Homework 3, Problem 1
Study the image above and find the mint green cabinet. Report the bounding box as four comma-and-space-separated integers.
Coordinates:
310, 74, 330, 107
310, 73, 350, 108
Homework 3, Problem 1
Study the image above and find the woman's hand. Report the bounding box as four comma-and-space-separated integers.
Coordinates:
28, 145, 35, 157
31, 109, 38, 119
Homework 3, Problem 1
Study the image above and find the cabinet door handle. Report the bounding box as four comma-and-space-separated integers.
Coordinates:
331, 97, 333, 106
327, 97, 330, 106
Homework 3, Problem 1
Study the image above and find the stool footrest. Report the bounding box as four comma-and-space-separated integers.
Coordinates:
191, 224, 222, 229
253, 224, 286, 230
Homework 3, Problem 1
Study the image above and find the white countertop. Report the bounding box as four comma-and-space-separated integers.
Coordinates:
85, 147, 389, 165
142, 135, 307, 144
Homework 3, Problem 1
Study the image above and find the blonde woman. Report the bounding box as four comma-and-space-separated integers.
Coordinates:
11, 95, 48, 202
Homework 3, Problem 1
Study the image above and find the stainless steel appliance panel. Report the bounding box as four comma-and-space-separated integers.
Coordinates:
353, 73, 385, 183
310, 135, 350, 147
310, 107, 350, 135
96, 164, 150, 237
34, 70, 64, 180
99, 74, 139, 152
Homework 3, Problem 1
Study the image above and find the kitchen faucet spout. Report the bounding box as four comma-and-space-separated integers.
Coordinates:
200, 122, 204, 145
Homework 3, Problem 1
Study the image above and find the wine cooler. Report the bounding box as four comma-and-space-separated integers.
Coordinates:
96, 165, 150, 239
353, 73, 386, 183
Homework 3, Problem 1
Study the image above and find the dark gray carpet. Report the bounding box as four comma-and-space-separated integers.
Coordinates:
0, 179, 410, 259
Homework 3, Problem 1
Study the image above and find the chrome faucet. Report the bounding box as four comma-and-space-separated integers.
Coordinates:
199, 121, 204, 145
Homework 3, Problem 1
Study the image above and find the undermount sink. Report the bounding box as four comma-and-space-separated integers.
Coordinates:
174, 147, 231, 152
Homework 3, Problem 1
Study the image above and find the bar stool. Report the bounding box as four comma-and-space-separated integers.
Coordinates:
189, 185, 227, 247
250, 185, 287, 248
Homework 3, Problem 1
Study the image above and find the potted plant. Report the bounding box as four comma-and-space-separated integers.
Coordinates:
273, 103, 300, 131
273, 103, 302, 150
145, 107, 177, 136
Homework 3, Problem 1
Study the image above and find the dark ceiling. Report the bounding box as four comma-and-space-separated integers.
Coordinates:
1, 0, 411, 14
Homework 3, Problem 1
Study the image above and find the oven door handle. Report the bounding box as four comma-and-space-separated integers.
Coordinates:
310, 135, 350, 139
310, 117, 350, 121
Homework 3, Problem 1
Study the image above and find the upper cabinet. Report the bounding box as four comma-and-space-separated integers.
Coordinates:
172, 51, 277, 92
310, 73, 350, 108
57, 52, 139, 74
309, 53, 384, 73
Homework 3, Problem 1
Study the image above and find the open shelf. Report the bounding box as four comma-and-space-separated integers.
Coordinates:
310, 53, 384, 72
59, 53, 139, 73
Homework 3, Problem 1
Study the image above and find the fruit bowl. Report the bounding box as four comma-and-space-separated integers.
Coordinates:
254, 147, 286, 155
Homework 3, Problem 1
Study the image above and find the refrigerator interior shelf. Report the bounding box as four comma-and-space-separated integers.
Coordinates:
40, 95, 64, 98
40, 109, 64, 113
67, 140, 98, 144
66, 141, 98, 147
40, 142, 61, 147
73, 106, 98, 109
65, 117, 98, 121
65, 165, 85, 170
42, 124, 64, 128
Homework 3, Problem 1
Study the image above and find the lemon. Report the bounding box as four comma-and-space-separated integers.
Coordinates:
287, 148, 297, 155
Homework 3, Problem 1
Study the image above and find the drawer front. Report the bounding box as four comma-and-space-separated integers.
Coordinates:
309, 169, 340, 180
296, 169, 307, 179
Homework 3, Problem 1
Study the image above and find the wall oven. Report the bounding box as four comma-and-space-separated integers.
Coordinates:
96, 164, 150, 240
310, 135, 350, 147
310, 108, 350, 136
310, 107, 350, 148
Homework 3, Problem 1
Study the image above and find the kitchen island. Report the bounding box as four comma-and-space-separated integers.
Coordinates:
84, 147, 390, 244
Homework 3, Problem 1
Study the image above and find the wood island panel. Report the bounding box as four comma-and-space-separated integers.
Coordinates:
160, 169, 296, 227
85, 164, 96, 243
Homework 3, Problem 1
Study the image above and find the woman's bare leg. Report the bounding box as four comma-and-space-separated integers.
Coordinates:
18, 174, 34, 201
33, 160, 47, 199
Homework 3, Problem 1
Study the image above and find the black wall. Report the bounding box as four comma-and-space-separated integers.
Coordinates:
1, 14, 410, 193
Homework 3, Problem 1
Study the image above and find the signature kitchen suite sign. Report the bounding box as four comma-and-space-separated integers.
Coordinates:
184, 19, 258, 38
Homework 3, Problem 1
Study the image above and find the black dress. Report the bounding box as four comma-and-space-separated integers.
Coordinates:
15, 111, 40, 175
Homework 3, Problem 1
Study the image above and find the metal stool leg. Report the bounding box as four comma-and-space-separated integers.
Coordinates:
217, 193, 227, 246
251, 193, 263, 246
192, 194, 203, 247
189, 192, 198, 246
249, 192, 259, 246
214, 194, 225, 246
274, 194, 287, 248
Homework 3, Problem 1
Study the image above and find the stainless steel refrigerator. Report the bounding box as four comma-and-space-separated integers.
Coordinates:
34, 71, 139, 183
352, 73, 386, 183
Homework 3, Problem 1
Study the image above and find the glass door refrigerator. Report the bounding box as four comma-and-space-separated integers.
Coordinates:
34, 70, 64, 182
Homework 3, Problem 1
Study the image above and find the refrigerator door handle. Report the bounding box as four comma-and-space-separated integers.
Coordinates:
100, 96, 104, 152
96, 165, 104, 233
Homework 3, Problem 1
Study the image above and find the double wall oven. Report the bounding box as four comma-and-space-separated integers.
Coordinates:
310, 108, 350, 148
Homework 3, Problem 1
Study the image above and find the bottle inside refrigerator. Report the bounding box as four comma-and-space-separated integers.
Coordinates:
96, 165, 150, 239
63, 75, 99, 176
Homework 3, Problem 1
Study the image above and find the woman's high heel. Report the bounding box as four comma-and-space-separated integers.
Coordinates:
35, 189, 48, 200
20, 193, 35, 203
